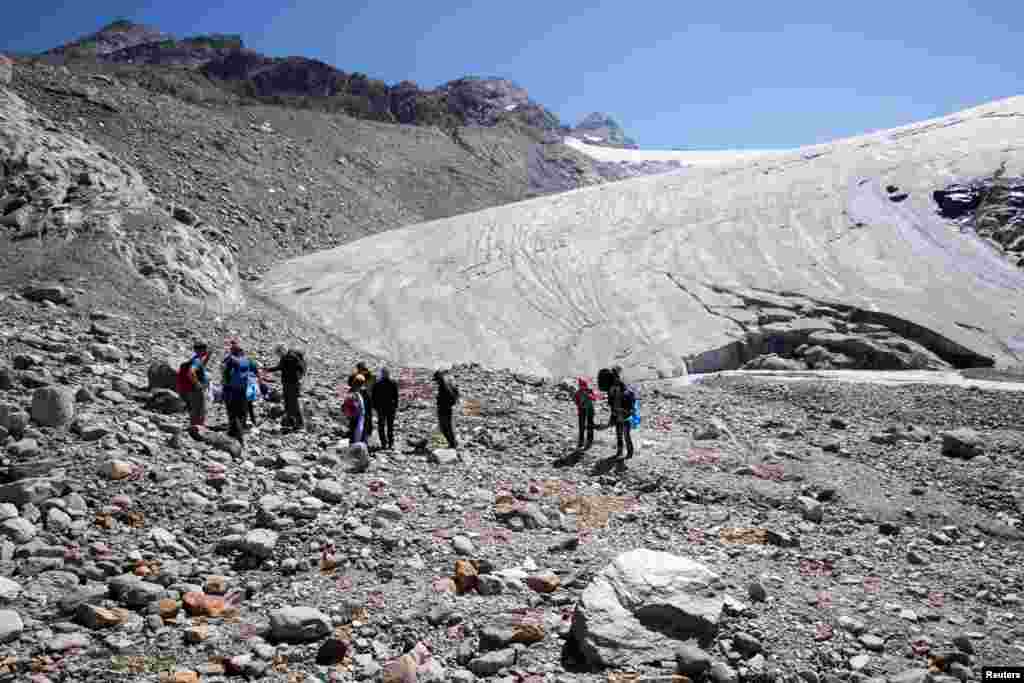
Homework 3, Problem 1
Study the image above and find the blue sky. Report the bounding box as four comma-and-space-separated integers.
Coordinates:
2, 0, 1020, 149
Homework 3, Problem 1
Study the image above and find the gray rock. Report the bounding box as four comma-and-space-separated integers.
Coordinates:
0, 517, 36, 544
951, 633, 974, 654
838, 615, 867, 635
469, 647, 517, 676
569, 549, 725, 669
31, 386, 76, 428
675, 642, 712, 676
748, 581, 767, 602
147, 361, 178, 390
269, 606, 331, 643
46, 507, 72, 533
429, 448, 459, 465
709, 661, 739, 683
0, 577, 21, 600
859, 634, 885, 651
850, 654, 871, 671
733, 631, 762, 656
0, 479, 65, 505
0, 610, 23, 643
7, 438, 40, 458
243, 529, 278, 559
147, 389, 185, 414
798, 495, 823, 523
941, 428, 984, 458
121, 581, 165, 607
0, 403, 30, 436
313, 479, 345, 503
452, 535, 475, 555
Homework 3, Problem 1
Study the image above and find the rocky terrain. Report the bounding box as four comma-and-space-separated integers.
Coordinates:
1, 16, 1023, 683
0, 286, 1022, 683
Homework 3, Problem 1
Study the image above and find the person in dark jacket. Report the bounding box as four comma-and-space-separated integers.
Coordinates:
603, 367, 634, 460
434, 369, 459, 449
222, 340, 258, 445
264, 344, 307, 430
372, 367, 399, 450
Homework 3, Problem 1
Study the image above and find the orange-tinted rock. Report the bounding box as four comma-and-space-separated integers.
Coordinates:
182, 591, 226, 617
453, 559, 478, 594
204, 575, 228, 595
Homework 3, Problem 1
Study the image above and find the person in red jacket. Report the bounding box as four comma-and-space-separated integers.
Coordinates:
574, 376, 597, 452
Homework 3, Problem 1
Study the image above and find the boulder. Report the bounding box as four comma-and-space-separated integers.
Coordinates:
0, 403, 30, 437
30, 387, 76, 428
242, 529, 278, 559
568, 549, 725, 669
0, 477, 66, 506
268, 606, 331, 643
148, 389, 185, 414
148, 360, 178, 390
0, 609, 22, 643
21, 284, 74, 305
941, 428, 984, 459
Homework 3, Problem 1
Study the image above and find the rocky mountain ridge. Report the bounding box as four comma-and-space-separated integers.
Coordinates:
41, 21, 643, 150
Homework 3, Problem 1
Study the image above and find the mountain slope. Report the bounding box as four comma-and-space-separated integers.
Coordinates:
260, 97, 1024, 378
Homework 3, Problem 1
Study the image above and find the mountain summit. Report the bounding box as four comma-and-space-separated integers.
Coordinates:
568, 111, 639, 149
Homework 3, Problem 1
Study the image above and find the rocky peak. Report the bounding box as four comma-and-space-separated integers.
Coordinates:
440, 77, 561, 132
569, 111, 638, 149
47, 20, 171, 58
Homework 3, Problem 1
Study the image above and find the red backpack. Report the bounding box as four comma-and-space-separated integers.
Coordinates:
175, 360, 194, 395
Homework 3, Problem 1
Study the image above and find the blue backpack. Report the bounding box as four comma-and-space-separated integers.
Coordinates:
624, 384, 640, 427
226, 356, 253, 394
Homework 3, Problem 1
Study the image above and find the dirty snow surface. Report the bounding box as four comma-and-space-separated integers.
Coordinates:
261, 97, 1024, 378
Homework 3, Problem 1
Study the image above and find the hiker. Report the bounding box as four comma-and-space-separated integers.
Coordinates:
372, 366, 399, 450
434, 369, 460, 449
574, 376, 598, 452
343, 374, 368, 445
264, 344, 307, 430
222, 339, 258, 445
598, 366, 634, 460
348, 362, 375, 444
176, 341, 211, 427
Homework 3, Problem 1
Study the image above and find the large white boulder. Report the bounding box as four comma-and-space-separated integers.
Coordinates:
568, 549, 725, 669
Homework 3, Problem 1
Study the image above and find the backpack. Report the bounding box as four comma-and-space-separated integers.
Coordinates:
285, 350, 307, 379
176, 360, 194, 395
623, 384, 639, 420
227, 356, 253, 390
343, 393, 361, 418
597, 368, 615, 392
246, 373, 259, 402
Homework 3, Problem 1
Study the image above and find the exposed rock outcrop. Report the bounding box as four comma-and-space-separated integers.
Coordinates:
0, 85, 242, 309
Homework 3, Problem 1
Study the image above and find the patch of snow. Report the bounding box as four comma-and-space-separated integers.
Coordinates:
563, 136, 786, 166
504, 104, 518, 111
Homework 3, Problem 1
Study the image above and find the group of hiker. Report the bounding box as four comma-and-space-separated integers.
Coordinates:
175, 339, 639, 461
574, 365, 638, 460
